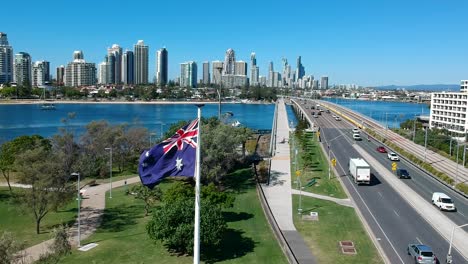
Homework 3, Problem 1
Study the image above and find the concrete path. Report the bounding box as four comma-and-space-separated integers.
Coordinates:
19, 176, 140, 263
261, 99, 317, 264
291, 189, 355, 208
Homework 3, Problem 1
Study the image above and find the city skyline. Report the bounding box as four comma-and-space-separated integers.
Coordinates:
2, 0, 468, 86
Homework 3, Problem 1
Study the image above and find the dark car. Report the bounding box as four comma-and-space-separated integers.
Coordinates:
376, 146, 387, 153
317, 111, 321, 115
407, 244, 437, 264
326, 109, 330, 113
396, 169, 410, 179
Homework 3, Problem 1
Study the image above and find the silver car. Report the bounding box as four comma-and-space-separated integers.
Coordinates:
407, 244, 437, 264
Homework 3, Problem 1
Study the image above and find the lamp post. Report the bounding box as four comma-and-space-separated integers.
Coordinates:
449, 125, 454, 156
455, 140, 460, 187
424, 127, 428, 163
71, 172, 81, 248
105, 147, 112, 199
326, 133, 346, 180
446, 223, 468, 263
160, 123, 165, 139
149, 132, 156, 148
412, 115, 417, 142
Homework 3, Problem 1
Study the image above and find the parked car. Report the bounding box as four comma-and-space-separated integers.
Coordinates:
396, 169, 410, 179
332, 114, 337, 118
432, 192, 456, 211
317, 111, 321, 115
352, 134, 362, 141
376, 146, 387, 153
326, 109, 330, 113
335, 116, 341, 121
313, 114, 318, 118
387, 152, 400, 161
352, 128, 360, 134
407, 244, 437, 264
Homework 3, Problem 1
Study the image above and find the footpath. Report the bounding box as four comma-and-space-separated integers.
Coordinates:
16, 177, 140, 264
261, 99, 317, 264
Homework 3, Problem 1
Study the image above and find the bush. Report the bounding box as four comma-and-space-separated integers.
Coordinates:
456, 183, 468, 195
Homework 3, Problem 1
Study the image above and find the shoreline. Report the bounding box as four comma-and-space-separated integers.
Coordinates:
0, 99, 274, 105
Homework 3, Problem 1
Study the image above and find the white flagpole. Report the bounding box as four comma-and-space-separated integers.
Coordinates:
194, 104, 204, 264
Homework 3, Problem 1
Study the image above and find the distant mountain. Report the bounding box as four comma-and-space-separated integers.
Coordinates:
376, 84, 459, 92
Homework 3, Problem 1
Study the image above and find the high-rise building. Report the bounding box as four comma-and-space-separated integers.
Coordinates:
106, 53, 115, 84
156, 47, 168, 86
202, 61, 210, 85
296, 56, 305, 80
56, 65, 65, 86
250, 52, 259, 86
14, 52, 31, 86
320, 76, 328, 90
251, 52, 257, 67
64, 51, 97, 87
180, 61, 197, 88
223, 48, 236, 75
268, 62, 274, 87
235, 61, 247, 76
461, 80, 468, 93
32, 61, 50, 87
108, 44, 122, 84
313, 79, 319, 90
134, 40, 148, 85
212, 61, 223, 85
0, 33, 13, 84
122, 50, 134, 85
73, 51, 83, 60
98, 61, 109, 84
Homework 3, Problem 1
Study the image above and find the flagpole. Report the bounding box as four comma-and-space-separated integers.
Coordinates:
194, 104, 204, 264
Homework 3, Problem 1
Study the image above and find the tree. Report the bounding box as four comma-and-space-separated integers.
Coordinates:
131, 185, 162, 216
0, 231, 25, 264
14, 146, 73, 234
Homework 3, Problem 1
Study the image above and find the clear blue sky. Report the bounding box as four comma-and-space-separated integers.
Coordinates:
3, 0, 468, 86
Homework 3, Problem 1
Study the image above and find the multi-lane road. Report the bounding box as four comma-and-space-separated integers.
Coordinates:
293, 99, 467, 264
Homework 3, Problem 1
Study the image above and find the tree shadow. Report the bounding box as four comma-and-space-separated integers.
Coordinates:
202, 228, 255, 263
223, 168, 255, 193
222, 212, 253, 223
97, 204, 142, 233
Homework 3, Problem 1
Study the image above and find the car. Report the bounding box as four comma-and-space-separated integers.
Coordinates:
352, 128, 360, 134
432, 192, 456, 211
387, 152, 399, 161
396, 169, 410, 179
335, 117, 341, 121
317, 111, 321, 115
313, 114, 318, 118
326, 109, 330, 113
376, 146, 387, 153
352, 134, 362, 141
407, 244, 437, 264
332, 114, 336, 118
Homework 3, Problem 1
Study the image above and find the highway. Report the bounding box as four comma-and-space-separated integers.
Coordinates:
294, 99, 467, 264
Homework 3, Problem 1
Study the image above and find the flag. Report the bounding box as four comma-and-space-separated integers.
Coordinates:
138, 118, 199, 188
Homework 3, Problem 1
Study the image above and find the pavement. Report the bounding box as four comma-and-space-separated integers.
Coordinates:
261, 98, 317, 264
17, 176, 140, 264
291, 189, 355, 208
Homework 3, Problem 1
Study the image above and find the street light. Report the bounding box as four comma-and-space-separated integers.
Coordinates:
105, 147, 112, 199
71, 172, 81, 248
446, 223, 468, 263
149, 132, 157, 148
326, 133, 346, 180
160, 123, 165, 139
424, 127, 428, 163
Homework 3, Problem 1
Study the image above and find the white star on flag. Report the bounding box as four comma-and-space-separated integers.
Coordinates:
175, 157, 184, 171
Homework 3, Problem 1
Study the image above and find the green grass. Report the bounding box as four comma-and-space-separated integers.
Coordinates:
291, 133, 347, 199
60, 169, 287, 264
0, 187, 77, 247
292, 195, 381, 264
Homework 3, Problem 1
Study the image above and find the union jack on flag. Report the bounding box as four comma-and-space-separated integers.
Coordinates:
138, 118, 199, 188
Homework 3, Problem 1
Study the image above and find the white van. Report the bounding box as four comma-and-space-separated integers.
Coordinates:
432, 192, 456, 211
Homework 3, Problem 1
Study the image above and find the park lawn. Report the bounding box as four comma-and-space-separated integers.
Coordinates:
292, 195, 381, 264
291, 133, 347, 199
0, 187, 77, 247
60, 170, 287, 264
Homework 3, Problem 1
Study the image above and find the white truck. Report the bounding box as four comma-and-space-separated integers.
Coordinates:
348, 158, 371, 184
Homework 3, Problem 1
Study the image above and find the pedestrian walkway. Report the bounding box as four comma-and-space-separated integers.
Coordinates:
291, 189, 355, 208
20, 176, 140, 264
261, 98, 317, 264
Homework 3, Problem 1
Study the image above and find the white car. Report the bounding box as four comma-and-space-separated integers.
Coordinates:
432, 192, 456, 211
352, 134, 362, 141
335, 116, 341, 121
352, 128, 360, 134
387, 152, 399, 161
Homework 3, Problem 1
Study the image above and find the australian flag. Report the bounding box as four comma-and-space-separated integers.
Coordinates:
138, 119, 199, 188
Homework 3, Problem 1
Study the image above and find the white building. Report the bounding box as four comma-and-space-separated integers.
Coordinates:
98, 61, 109, 84
64, 51, 96, 87
180, 61, 197, 88
32, 61, 50, 87
429, 92, 468, 137
461, 80, 468, 93
134, 40, 148, 84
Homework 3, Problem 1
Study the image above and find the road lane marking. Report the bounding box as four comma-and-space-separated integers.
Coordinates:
378, 192, 383, 198
393, 210, 400, 217
458, 211, 466, 218
416, 237, 422, 244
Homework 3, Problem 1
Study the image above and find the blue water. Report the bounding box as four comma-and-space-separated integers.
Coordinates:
0, 103, 275, 142
322, 98, 430, 128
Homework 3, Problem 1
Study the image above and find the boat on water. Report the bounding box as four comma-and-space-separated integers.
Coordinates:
41, 103, 56, 110
231, 120, 241, 127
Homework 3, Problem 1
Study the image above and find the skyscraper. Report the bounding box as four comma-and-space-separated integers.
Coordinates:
32, 61, 50, 87
99, 61, 109, 84
0, 33, 13, 84
202, 61, 210, 85
223, 48, 236, 75
296, 56, 305, 80
156, 47, 168, 86
106, 53, 115, 84
108, 44, 122, 84
320, 76, 329, 90
268, 62, 274, 87
65, 51, 96, 87
212, 61, 223, 85
235, 61, 247, 76
250, 53, 259, 86
122, 50, 134, 85
56, 65, 65, 86
180, 61, 197, 88
134, 40, 148, 85
14, 52, 31, 86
